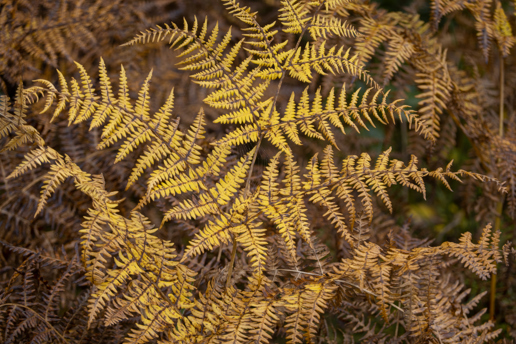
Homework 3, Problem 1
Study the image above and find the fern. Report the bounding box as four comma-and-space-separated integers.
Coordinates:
2, 0, 515, 343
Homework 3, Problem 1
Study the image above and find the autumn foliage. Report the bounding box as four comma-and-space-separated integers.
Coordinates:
1, 0, 516, 343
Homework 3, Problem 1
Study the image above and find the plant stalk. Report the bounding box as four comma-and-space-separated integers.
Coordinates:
490, 56, 505, 321
226, 236, 238, 291
490, 199, 503, 320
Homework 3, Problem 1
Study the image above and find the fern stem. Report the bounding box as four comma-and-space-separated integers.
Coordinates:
490, 199, 503, 320
499, 58, 504, 139
490, 56, 505, 321
244, 134, 264, 197
226, 236, 238, 291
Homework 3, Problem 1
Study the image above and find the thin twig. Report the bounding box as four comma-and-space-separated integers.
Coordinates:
226, 236, 238, 291
244, 134, 263, 198
490, 55, 505, 321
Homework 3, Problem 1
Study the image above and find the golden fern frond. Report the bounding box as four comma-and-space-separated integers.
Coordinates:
284, 288, 304, 344
126, 96, 180, 189
259, 152, 282, 207
104, 281, 153, 327
370, 261, 393, 321
123, 264, 196, 344
249, 298, 281, 344
223, 0, 258, 26
279, 0, 311, 35
493, 1, 515, 57
214, 124, 261, 148
415, 50, 451, 141
152, 138, 253, 222
144, 110, 206, 199
284, 281, 336, 344
206, 58, 270, 125
260, 153, 300, 265
7, 148, 198, 343
180, 210, 236, 262
301, 147, 475, 242
441, 224, 501, 280
73, 62, 99, 124
161, 193, 217, 223
81, 189, 195, 343
280, 85, 431, 145
300, 282, 336, 343
174, 279, 225, 341
127, 13, 276, 149
274, 41, 375, 87
282, 154, 313, 245
382, 34, 415, 85
35, 155, 85, 216
304, 152, 351, 241
100, 63, 131, 139
465, 0, 495, 63
6, 146, 59, 179
123, 14, 249, 94
280, 0, 357, 41
0, 86, 45, 152
222, 0, 289, 81
308, 15, 357, 40
234, 219, 268, 278
354, 16, 395, 68
38, 60, 202, 199
80, 201, 123, 286
89, 61, 115, 129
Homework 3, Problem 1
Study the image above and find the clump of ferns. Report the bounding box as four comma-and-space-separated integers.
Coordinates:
0, 0, 513, 343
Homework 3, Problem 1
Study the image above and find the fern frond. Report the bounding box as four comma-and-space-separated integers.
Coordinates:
223, 0, 258, 26
181, 212, 234, 262
305, 152, 351, 241
140, 110, 205, 203
36, 156, 80, 216
123, 16, 244, 90
90, 58, 116, 129
285, 281, 336, 344
0, 86, 45, 152
214, 124, 261, 148
234, 220, 268, 277
249, 298, 281, 344
210, 147, 255, 204
308, 15, 358, 40
441, 224, 500, 280
415, 52, 451, 141
465, 0, 494, 62
354, 16, 395, 68
282, 154, 312, 245
494, 1, 515, 57
382, 35, 415, 85
279, 85, 431, 144
162, 147, 255, 221
6, 146, 60, 179
301, 282, 336, 343
279, 42, 376, 87
260, 153, 300, 265
279, 0, 311, 35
